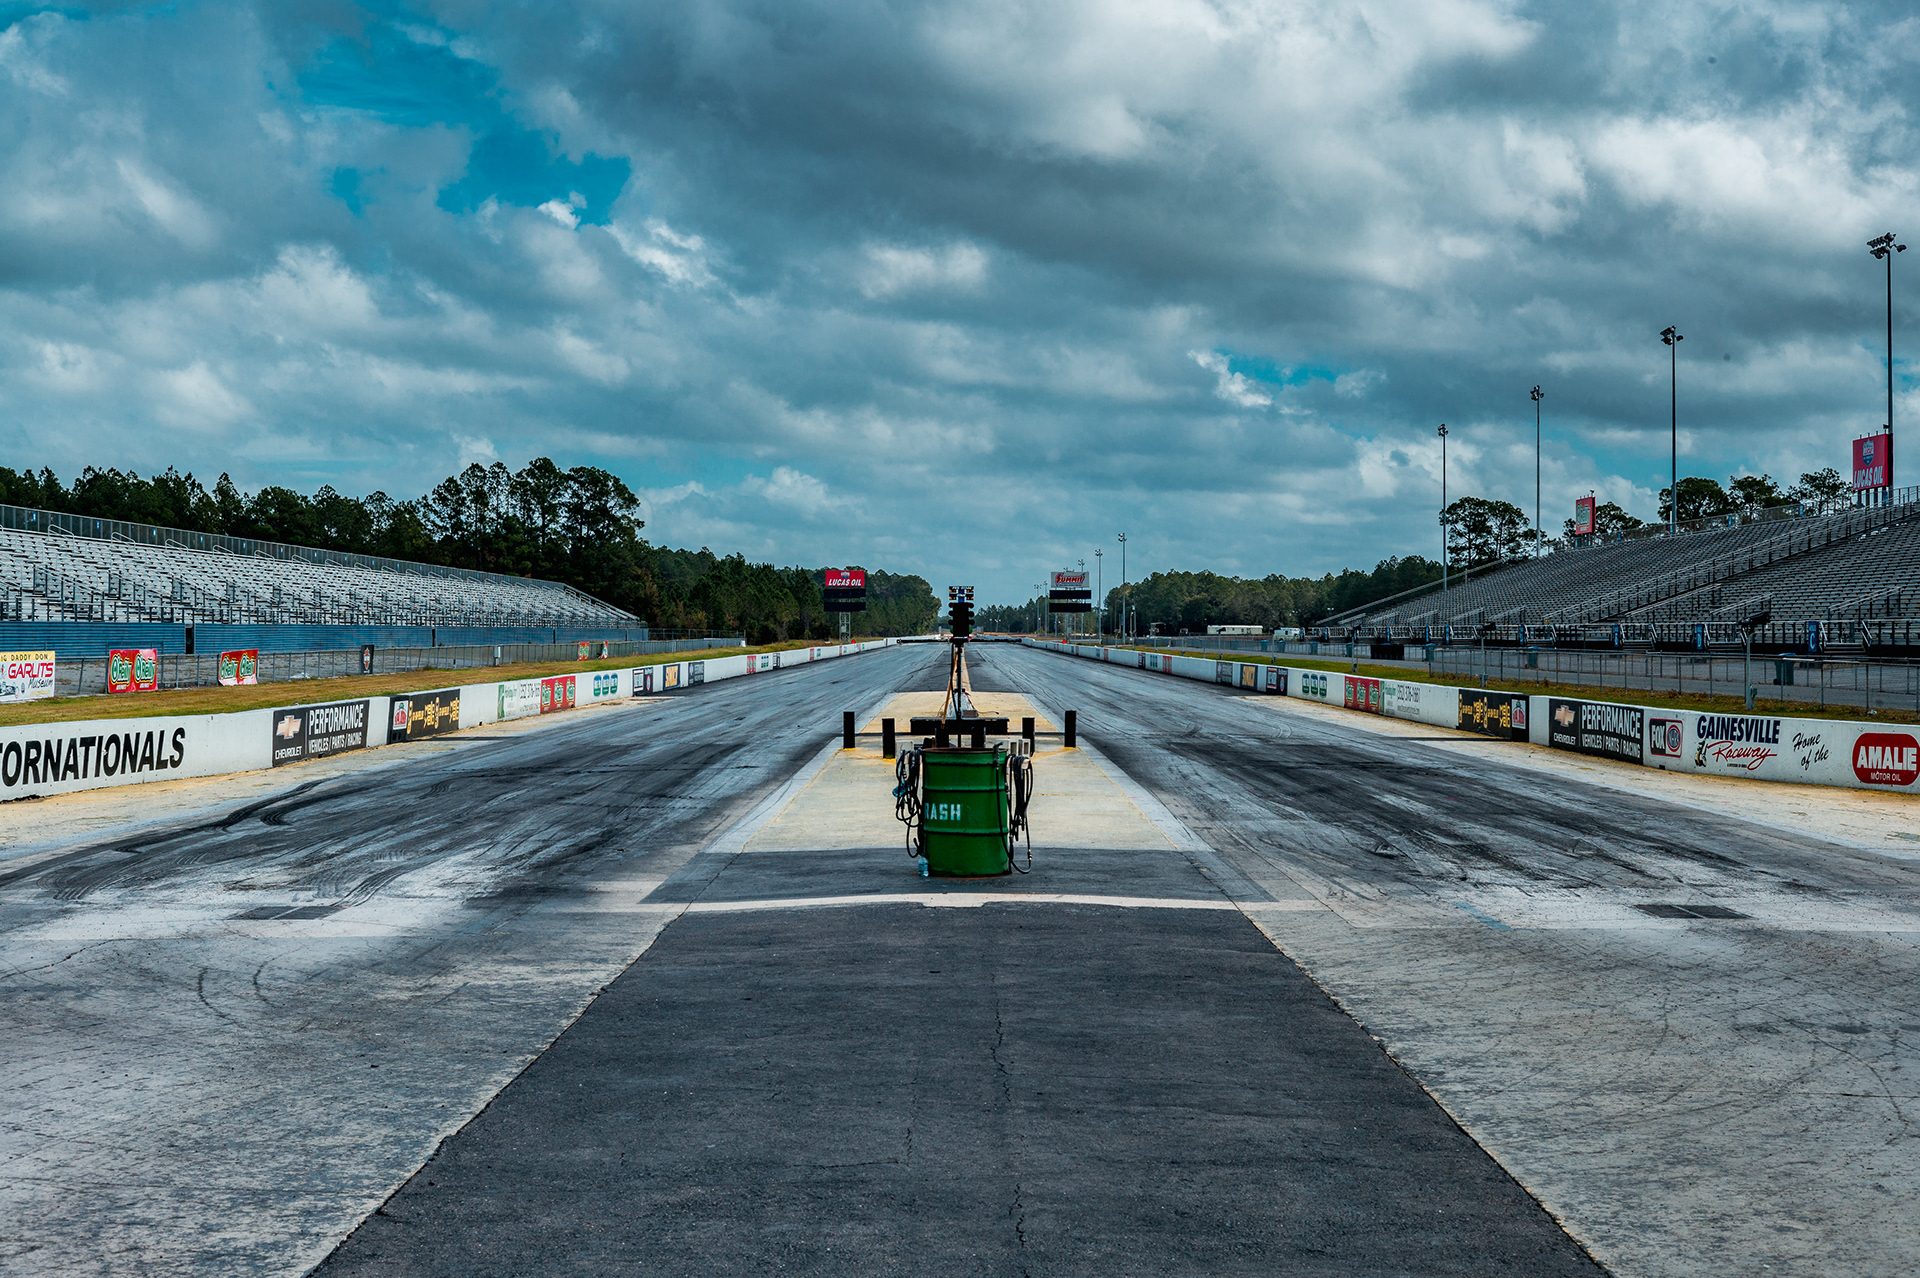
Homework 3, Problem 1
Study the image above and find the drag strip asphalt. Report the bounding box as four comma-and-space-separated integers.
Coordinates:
977, 644, 1920, 1278
313, 644, 1602, 1278
0, 643, 935, 1277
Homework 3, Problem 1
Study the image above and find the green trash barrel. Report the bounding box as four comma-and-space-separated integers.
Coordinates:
920, 745, 1011, 877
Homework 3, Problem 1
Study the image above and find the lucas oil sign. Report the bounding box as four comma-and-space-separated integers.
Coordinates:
271, 700, 370, 767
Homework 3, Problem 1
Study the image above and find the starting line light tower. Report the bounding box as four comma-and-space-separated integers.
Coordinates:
823, 567, 866, 642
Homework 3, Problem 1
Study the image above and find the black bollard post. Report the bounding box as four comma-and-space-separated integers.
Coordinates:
843, 711, 855, 749
935, 723, 951, 747
1064, 709, 1077, 748
971, 723, 986, 749
1022, 716, 1035, 747
882, 718, 896, 759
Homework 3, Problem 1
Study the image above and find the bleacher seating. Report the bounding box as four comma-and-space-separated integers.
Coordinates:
0, 505, 633, 627
1329, 494, 1920, 647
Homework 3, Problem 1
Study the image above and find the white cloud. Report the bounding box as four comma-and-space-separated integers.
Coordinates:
857, 243, 989, 299
537, 198, 580, 229
1190, 350, 1271, 408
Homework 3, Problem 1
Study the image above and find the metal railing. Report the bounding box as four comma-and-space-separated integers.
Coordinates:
0, 500, 637, 626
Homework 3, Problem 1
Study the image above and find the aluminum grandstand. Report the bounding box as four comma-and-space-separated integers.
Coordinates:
1320, 487, 1920, 655
0, 502, 641, 659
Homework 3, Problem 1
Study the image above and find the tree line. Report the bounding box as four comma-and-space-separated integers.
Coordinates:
975, 556, 1446, 634
0, 463, 937, 640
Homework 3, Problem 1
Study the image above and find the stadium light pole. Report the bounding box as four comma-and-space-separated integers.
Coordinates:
1661, 326, 1684, 532
1530, 385, 1544, 557
1438, 424, 1449, 593
1871, 232, 1906, 501
1036, 582, 1047, 636
1077, 558, 1086, 640
1095, 548, 1104, 644
1118, 533, 1128, 642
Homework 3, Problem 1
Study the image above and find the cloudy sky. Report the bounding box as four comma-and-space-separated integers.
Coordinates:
0, 1, 1914, 602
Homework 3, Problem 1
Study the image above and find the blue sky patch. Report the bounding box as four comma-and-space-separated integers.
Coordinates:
296, 17, 629, 223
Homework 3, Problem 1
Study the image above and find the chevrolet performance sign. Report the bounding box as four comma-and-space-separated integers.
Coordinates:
271, 700, 370, 767
1547, 698, 1645, 765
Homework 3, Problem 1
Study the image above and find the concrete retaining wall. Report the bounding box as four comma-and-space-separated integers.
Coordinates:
1027, 640, 1920, 798
0, 640, 896, 802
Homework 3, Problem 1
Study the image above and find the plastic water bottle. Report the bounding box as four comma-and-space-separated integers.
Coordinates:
917, 855, 929, 878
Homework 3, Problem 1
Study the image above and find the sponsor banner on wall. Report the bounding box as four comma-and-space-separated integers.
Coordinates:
1648, 716, 1685, 761
1215, 661, 1233, 685
1691, 713, 1783, 774
1296, 670, 1331, 700
1381, 680, 1424, 721
1, 720, 192, 794
1344, 676, 1383, 713
498, 679, 543, 721
108, 648, 159, 694
1851, 732, 1919, 787
689, 661, 705, 685
1458, 690, 1528, 740
0, 651, 56, 701
539, 675, 577, 713
388, 689, 460, 744
1265, 666, 1286, 694
1546, 699, 1645, 764
271, 700, 370, 766
585, 669, 622, 701
631, 666, 655, 695
218, 649, 258, 687
663, 664, 682, 690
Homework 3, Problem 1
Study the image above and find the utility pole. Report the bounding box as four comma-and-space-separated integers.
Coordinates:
1871, 232, 1906, 503
1035, 583, 1047, 636
1531, 385, 1544, 556
1077, 559, 1085, 640
1662, 326, 1683, 531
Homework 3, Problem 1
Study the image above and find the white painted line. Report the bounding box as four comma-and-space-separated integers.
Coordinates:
683, 892, 1240, 912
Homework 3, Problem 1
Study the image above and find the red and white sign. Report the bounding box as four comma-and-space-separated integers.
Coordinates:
1574, 496, 1596, 536
1051, 571, 1089, 588
1853, 732, 1920, 786
0, 651, 55, 702
1854, 433, 1892, 490
217, 649, 257, 687
824, 568, 866, 590
539, 675, 576, 713
107, 649, 158, 694
1344, 676, 1382, 713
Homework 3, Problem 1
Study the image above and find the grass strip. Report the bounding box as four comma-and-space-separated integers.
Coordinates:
0, 639, 841, 728
1092, 644, 1920, 727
